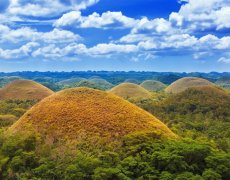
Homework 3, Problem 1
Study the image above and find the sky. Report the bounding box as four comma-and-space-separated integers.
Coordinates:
0, 0, 229, 72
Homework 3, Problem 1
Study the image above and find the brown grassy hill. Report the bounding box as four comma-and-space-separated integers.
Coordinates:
141, 80, 167, 91
109, 83, 151, 99
9, 88, 176, 144
165, 77, 212, 94
0, 80, 54, 100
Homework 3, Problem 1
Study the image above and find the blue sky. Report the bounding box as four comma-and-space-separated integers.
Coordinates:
0, 0, 229, 72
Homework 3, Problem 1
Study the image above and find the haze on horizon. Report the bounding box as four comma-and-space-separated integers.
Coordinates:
0, 0, 230, 72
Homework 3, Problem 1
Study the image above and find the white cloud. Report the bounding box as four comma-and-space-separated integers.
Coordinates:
0, 42, 39, 59
32, 43, 138, 58
0, 25, 81, 43
42, 29, 82, 43
218, 57, 230, 63
131, 17, 172, 34
88, 43, 138, 55
119, 34, 151, 43
199, 34, 230, 50
7, 0, 99, 17
169, 0, 230, 31
32, 43, 87, 58
54, 11, 137, 29
54, 11, 82, 27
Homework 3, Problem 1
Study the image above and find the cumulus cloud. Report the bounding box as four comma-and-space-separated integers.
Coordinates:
32, 43, 87, 58
0, 42, 39, 59
7, 0, 99, 17
169, 0, 230, 31
54, 11, 137, 29
88, 43, 138, 55
131, 17, 172, 34
0, 25, 81, 43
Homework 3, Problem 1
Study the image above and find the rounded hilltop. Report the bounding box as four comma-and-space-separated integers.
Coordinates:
9, 88, 177, 144
165, 77, 212, 94
160, 85, 230, 120
58, 77, 86, 85
0, 80, 54, 100
141, 80, 166, 91
109, 83, 151, 99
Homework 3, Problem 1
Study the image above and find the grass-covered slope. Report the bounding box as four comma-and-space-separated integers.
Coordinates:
0, 80, 54, 101
135, 85, 230, 151
89, 78, 114, 90
109, 83, 151, 98
165, 77, 212, 94
9, 88, 176, 142
141, 80, 167, 91
124, 79, 140, 84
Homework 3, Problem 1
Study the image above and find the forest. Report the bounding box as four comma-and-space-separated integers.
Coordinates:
0, 73, 229, 180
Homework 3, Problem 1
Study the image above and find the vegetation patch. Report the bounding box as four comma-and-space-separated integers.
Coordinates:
0, 80, 54, 101
165, 77, 213, 94
141, 80, 167, 91
109, 83, 151, 99
9, 88, 176, 146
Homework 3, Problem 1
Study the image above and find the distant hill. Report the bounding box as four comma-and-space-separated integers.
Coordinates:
109, 83, 151, 98
73, 80, 104, 90
9, 88, 177, 145
89, 78, 114, 90
216, 76, 230, 89
0, 76, 21, 88
135, 85, 230, 150
140, 80, 166, 91
155, 74, 182, 85
58, 77, 86, 85
0, 80, 54, 100
165, 77, 212, 94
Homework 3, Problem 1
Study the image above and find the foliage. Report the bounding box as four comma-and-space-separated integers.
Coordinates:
131, 86, 230, 152
0, 132, 229, 179
0, 100, 36, 127
9, 88, 176, 144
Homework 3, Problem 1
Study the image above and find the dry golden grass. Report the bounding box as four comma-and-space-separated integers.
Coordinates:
141, 80, 166, 91
165, 77, 212, 94
0, 80, 54, 100
109, 83, 151, 99
9, 88, 176, 143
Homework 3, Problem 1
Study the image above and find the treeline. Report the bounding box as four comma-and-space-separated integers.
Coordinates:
0, 132, 229, 179
0, 100, 36, 127
130, 88, 230, 152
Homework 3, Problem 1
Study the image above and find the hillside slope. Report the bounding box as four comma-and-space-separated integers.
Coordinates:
0, 80, 54, 100
141, 80, 166, 91
109, 83, 151, 98
165, 77, 212, 94
9, 88, 177, 143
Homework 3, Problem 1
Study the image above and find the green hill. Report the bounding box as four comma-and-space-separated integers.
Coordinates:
109, 83, 151, 98
141, 80, 166, 91
165, 77, 212, 94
